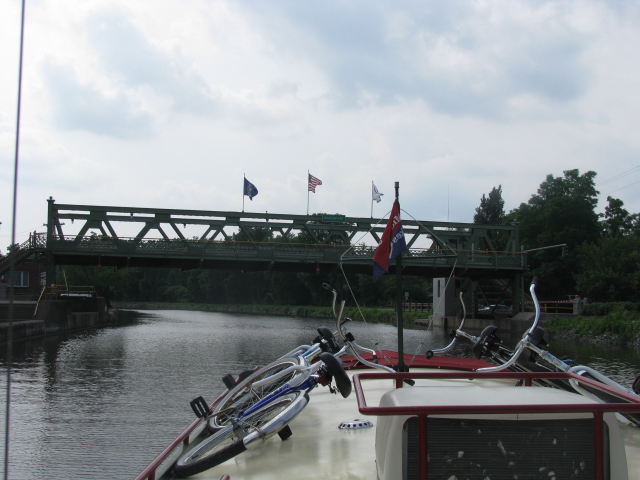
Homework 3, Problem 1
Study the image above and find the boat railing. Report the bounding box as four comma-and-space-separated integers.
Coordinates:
353, 370, 640, 480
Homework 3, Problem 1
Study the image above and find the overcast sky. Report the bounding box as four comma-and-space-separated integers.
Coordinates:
2, 1, 640, 246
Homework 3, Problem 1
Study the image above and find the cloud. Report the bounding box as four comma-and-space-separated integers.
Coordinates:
42, 60, 154, 139
84, 8, 219, 116
238, 1, 592, 120
2, 0, 640, 241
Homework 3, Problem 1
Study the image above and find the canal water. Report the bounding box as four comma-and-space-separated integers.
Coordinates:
1, 309, 639, 479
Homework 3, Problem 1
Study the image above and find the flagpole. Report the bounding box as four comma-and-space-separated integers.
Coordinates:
371, 181, 374, 218
242, 174, 245, 212
395, 181, 405, 373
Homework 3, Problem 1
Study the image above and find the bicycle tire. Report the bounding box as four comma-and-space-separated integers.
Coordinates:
209, 356, 306, 430
175, 391, 304, 477
174, 426, 244, 477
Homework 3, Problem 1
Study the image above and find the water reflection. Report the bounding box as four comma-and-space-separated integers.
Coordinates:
0, 309, 639, 479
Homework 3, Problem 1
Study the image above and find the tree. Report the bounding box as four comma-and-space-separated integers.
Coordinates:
474, 186, 505, 224
575, 236, 640, 302
600, 196, 636, 237
507, 169, 600, 297
474, 186, 508, 250
232, 226, 274, 243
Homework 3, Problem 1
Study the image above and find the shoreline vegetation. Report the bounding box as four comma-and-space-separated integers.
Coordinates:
114, 302, 640, 346
545, 314, 640, 347
113, 302, 429, 327
545, 302, 640, 346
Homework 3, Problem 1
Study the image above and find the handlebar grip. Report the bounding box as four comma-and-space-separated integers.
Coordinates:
322, 283, 333, 291
530, 276, 539, 287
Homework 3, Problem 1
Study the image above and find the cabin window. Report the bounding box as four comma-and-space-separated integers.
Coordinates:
403, 416, 609, 480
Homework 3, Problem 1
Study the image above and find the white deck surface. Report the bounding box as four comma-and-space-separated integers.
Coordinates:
183, 371, 392, 479
163, 369, 640, 480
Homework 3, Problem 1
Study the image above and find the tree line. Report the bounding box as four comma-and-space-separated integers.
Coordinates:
474, 169, 640, 302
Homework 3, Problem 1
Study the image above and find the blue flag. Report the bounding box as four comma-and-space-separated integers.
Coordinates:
244, 177, 258, 200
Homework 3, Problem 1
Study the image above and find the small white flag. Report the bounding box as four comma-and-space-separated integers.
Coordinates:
372, 183, 383, 203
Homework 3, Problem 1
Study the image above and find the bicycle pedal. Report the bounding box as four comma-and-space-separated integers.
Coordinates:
190, 396, 212, 419
278, 425, 293, 440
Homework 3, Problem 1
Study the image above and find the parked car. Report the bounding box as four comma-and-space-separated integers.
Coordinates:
476, 304, 513, 317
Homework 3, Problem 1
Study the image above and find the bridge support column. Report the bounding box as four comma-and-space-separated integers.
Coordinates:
432, 277, 461, 327
45, 196, 57, 287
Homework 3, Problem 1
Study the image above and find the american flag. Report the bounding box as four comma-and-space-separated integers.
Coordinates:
308, 174, 322, 193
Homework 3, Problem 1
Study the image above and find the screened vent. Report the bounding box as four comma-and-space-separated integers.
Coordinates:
403, 417, 608, 480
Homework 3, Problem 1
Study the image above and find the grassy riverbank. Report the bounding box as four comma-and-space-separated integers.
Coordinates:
545, 311, 640, 345
113, 302, 429, 326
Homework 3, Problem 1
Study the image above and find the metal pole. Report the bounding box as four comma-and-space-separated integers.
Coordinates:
5, 2, 26, 477
395, 182, 405, 373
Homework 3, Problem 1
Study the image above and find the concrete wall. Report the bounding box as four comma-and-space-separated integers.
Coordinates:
0, 297, 110, 343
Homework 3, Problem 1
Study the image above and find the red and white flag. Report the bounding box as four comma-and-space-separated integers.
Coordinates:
308, 174, 322, 193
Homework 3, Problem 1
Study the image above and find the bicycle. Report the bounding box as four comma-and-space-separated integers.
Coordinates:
429, 277, 640, 426
173, 306, 353, 477
174, 279, 408, 477
205, 329, 350, 433
204, 283, 390, 434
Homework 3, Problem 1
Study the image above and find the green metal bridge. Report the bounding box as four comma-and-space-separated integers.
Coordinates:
1, 198, 526, 291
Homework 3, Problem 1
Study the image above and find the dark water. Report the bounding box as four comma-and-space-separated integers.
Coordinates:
1, 310, 639, 479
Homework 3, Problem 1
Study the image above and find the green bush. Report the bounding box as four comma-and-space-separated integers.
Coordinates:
581, 302, 640, 316
545, 312, 640, 341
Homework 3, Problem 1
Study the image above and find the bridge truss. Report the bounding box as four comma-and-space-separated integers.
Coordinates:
40, 198, 524, 280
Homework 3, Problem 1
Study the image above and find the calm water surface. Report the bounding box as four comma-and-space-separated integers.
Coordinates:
1, 309, 639, 479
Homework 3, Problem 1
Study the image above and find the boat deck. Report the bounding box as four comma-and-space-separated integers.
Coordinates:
137, 353, 640, 480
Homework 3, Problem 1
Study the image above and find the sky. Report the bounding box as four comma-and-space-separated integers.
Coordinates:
2, 0, 640, 247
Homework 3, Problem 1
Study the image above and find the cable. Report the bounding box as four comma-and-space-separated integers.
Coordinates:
604, 179, 640, 196
596, 164, 640, 188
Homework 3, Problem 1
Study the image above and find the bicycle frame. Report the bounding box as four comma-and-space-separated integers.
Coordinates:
237, 367, 320, 420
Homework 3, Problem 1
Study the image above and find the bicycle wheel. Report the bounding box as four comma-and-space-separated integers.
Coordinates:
175, 391, 306, 478
209, 356, 306, 431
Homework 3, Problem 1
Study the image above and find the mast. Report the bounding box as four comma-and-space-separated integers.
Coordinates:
394, 182, 405, 372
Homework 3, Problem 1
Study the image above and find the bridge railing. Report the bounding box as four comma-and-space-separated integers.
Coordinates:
46, 235, 525, 270
0, 233, 47, 276
343, 243, 523, 268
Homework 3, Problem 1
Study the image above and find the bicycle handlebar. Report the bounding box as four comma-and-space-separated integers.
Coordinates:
324, 283, 395, 374
426, 290, 472, 358
476, 278, 540, 372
